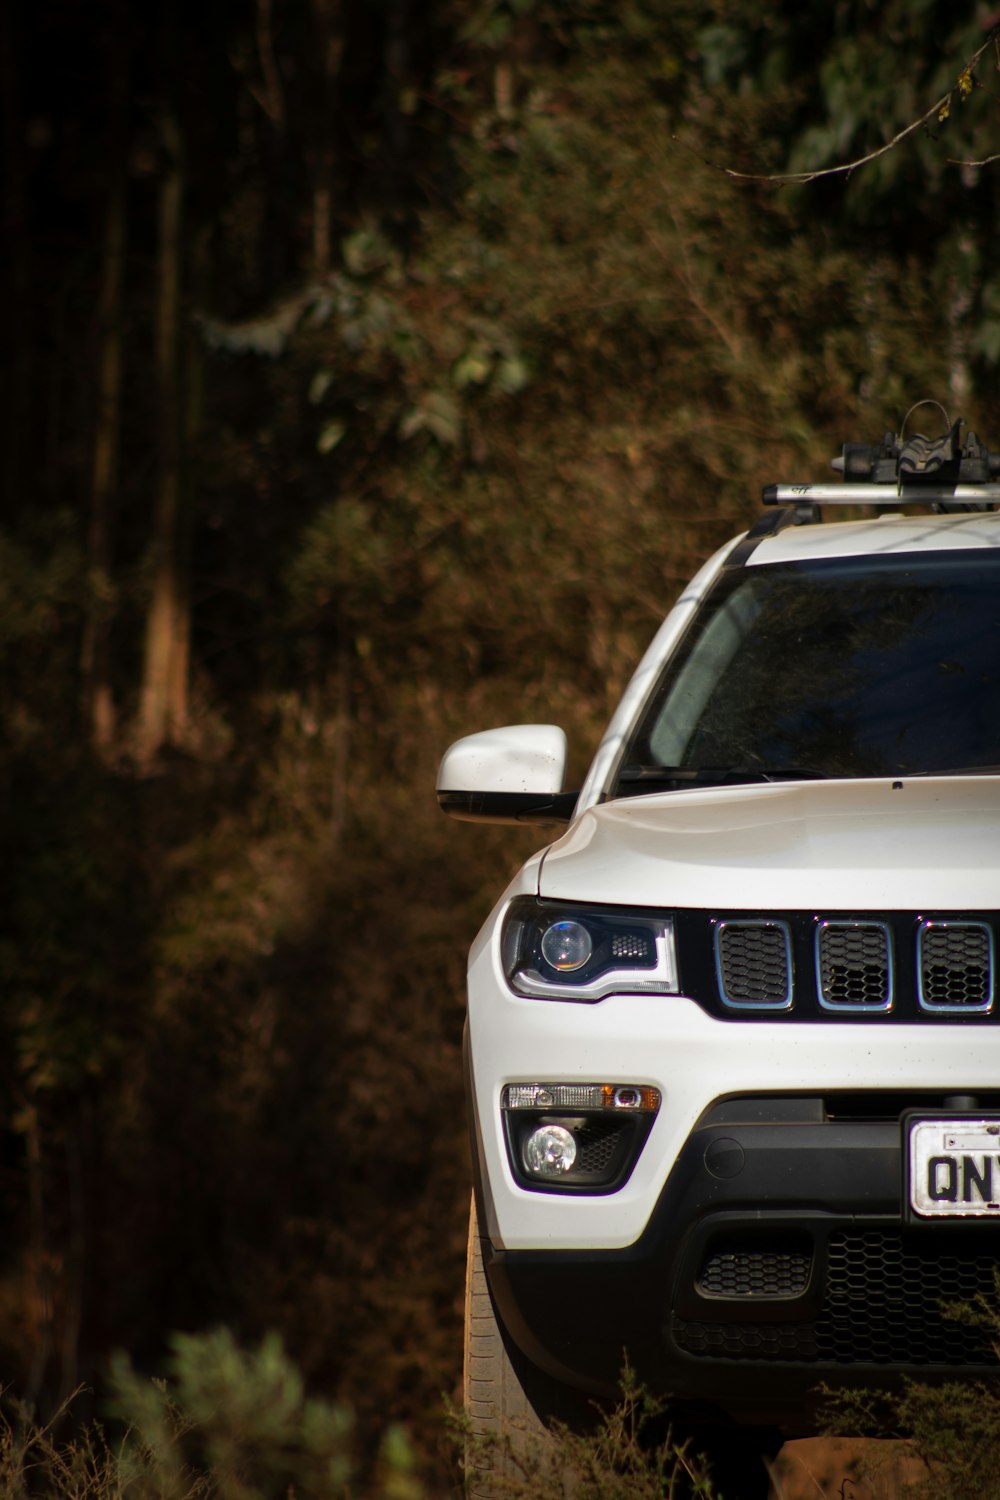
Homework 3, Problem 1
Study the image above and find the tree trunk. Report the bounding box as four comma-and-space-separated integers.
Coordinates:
81, 166, 126, 752
22, 1101, 53, 1406
166, 230, 208, 749
137, 108, 186, 763
310, 0, 342, 276
0, 1, 29, 512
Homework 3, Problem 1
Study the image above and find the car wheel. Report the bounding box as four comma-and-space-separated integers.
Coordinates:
463, 1197, 593, 1498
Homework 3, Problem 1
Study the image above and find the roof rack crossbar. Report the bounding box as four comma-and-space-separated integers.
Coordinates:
760, 410, 1000, 515
763, 483, 1000, 508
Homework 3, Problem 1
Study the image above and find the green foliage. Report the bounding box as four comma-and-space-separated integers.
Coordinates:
685, 2, 1000, 400
822, 1375, 1000, 1500
0, 1330, 424, 1500
108, 1329, 358, 1500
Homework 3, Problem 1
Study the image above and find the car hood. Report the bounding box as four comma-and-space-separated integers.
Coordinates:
539, 776, 1000, 909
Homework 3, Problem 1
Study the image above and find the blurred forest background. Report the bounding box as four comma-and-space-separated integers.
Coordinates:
2, 0, 1000, 1485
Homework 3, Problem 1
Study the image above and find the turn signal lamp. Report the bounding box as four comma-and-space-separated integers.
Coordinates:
502, 1083, 661, 1112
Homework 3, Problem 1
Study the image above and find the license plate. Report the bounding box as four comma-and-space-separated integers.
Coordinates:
909, 1117, 1000, 1218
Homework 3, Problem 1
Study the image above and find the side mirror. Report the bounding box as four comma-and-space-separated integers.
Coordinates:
436, 725, 577, 825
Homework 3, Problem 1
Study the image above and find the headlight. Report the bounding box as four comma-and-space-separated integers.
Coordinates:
501, 898, 680, 1001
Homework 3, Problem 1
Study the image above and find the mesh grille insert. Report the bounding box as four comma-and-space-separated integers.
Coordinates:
698, 1243, 812, 1298
716, 923, 791, 1008
674, 1230, 1000, 1366
818, 923, 891, 1009
573, 1119, 626, 1175
920, 923, 993, 1010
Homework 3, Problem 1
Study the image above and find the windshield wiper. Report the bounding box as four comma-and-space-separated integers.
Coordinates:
618, 764, 831, 788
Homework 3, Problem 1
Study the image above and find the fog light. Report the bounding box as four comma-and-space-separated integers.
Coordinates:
523, 1124, 577, 1177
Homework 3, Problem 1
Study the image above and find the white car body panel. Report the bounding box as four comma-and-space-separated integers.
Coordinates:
745, 510, 1000, 565
539, 777, 1000, 910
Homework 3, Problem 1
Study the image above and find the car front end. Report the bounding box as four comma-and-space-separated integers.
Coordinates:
467, 776, 1000, 1426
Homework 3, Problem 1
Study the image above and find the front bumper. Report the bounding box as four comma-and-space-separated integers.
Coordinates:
481, 1093, 1000, 1427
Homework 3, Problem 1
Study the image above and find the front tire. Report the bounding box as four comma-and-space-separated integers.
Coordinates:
463, 1198, 592, 1498
462, 1198, 783, 1499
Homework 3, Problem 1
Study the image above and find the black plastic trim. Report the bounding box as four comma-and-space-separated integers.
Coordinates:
725, 505, 817, 569
437, 789, 578, 824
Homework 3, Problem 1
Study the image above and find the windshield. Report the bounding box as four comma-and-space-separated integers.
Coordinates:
613, 550, 1000, 794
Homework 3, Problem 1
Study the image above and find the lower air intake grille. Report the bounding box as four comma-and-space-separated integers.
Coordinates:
818, 922, 890, 1009
698, 1243, 811, 1298
674, 1231, 1000, 1365
715, 922, 791, 1009
919, 922, 993, 1011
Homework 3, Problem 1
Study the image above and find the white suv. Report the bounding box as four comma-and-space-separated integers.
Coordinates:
439, 412, 1000, 1495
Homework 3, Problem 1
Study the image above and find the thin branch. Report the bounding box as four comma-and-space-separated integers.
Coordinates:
947, 152, 1000, 167
681, 25, 999, 186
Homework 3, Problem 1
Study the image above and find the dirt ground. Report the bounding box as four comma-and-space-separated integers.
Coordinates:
769, 1438, 924, 1500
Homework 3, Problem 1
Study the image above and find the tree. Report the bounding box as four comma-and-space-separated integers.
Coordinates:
687, 4, 1000, 402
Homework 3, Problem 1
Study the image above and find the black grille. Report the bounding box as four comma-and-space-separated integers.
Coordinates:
673, 909, 1000, 1022
818, 1231, 997, 1363
817, 923, 890, 1008
698, 1243, 811, 1298
674, 1230, 1000, 1365
920, 922, 992, 1010
574, 1118, 627, 1175
716, 923, 790, 1008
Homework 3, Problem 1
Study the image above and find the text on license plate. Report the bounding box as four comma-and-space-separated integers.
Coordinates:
909, 1118, 1000, 1217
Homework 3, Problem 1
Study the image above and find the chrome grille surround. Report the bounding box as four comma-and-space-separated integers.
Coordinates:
918, 920, 994, 1014
715, 921, 793, 1011
816, 921, 893, 1013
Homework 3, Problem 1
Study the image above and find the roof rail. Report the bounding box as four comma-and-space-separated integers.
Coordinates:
763, 404, 1000, 513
